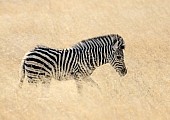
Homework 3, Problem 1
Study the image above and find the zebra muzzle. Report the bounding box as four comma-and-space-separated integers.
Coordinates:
118, 68, 127, 76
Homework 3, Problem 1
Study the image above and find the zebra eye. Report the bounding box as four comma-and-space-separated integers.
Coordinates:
117, 55, 121, 60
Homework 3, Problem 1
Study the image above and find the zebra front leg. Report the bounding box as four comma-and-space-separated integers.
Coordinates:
83, 77, 101, 91
19, 78, 24, 88
75, 79, 83, 94
28, 78, 38, 87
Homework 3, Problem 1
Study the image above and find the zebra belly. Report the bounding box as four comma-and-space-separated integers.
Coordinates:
55, 69, 75, 81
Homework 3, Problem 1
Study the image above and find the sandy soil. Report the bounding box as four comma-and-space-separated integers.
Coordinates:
0, 0, 170, 120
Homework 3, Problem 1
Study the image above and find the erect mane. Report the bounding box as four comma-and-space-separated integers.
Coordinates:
116, 34, 125, 50
72, 34, 116, 49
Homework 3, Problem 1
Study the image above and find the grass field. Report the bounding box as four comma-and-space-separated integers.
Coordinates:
0, 0, 170, 120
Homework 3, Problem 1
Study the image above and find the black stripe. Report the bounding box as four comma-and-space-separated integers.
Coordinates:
59, 51, 64, 72
100, 37, 107, 46
35, 49, 57, 73
35, 49, 57, 61
65, 49, 72, 73
62, 50, 69, 72
107, 35, 112, 45
68, 49, 77, 72
25, 57, 52, 72
98, 47, 102, 65
27, 52, 55, 70
102, 46, 105, 64
25, 69, 39, 75
37, 47, 61, 58
26, 69, 46, 78
24, 63, 50, 74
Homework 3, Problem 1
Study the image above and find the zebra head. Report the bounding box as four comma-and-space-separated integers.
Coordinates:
108, 34, 127, 76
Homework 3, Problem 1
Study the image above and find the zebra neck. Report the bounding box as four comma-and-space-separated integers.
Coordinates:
96, 50, 109, 67
88, 47, 109, 68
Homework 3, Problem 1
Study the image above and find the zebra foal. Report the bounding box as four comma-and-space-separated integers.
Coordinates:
19, 34, 127, 93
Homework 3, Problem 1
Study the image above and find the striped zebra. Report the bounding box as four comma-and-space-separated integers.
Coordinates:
19, 34, 127, 93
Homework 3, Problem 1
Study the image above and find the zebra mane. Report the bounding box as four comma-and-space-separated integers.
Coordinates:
32, 34, 125, 51
115, 34, 125, 50
72, 34, 117, 49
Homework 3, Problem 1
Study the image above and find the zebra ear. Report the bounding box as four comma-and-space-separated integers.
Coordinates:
120, 45, 125, 49
113, 40, 119, 51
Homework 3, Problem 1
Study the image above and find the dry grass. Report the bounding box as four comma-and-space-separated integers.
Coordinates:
0, 0, 170, 120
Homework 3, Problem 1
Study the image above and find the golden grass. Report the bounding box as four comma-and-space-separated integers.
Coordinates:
0, 0, 170, 120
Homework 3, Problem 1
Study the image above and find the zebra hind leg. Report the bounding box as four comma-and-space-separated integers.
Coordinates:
41, 77, 51, 87
18, 67, 25, 88
74, 72, 84, 94
19, 77, 24, 88
27, 77, 39, 87
40, 77, 52, 98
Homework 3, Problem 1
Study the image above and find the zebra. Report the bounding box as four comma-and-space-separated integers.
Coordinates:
19, 34, 127, 93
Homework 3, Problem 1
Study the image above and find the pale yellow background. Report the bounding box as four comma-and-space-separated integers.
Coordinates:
0, 0, 170, 120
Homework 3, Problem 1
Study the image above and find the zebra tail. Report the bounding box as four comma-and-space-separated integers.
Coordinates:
19, 58, 26, 88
